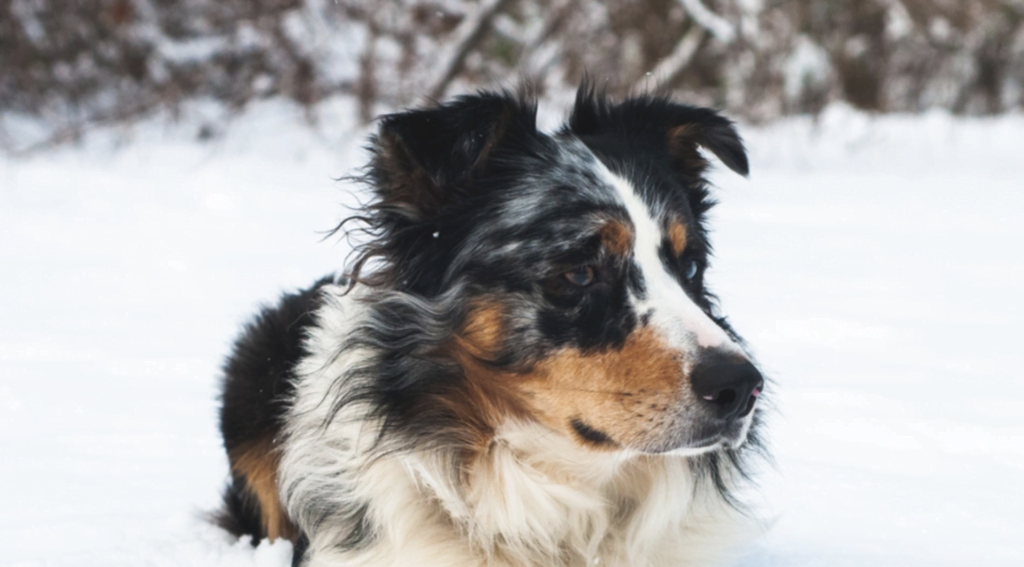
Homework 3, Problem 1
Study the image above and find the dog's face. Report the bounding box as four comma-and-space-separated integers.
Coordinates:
363, 87, 761, 455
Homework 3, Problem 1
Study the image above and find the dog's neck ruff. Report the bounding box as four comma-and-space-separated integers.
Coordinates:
278, 285, 750, 567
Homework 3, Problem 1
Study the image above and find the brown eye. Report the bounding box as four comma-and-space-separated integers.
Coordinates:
563, 266, 595, 287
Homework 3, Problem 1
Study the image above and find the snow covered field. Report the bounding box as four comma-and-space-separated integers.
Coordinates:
2, 101, 1022, 566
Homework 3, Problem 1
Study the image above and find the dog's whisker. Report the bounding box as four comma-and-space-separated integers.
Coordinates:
526, 385, 637, 396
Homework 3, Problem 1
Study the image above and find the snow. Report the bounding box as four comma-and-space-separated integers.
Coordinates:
2, 100, 1022, 565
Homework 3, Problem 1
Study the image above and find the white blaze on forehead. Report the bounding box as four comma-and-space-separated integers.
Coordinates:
602, 168, 740, 353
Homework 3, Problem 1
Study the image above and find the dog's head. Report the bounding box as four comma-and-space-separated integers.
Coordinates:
352, 85, 760, 456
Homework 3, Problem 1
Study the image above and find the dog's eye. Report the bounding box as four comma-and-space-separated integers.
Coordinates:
563, 266, 596, 287
684, 260, 699, 281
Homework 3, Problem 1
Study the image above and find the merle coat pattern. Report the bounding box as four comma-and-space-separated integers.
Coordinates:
217, 84, 766, 567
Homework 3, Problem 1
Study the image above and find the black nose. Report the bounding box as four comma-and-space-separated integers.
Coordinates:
690, 357, 763, 421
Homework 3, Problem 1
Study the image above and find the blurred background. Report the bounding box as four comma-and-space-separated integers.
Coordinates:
2, 0, 1024, 150
1, 2, 1022, 567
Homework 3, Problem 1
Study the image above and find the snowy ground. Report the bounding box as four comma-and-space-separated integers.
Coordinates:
1, 101, 1022, 566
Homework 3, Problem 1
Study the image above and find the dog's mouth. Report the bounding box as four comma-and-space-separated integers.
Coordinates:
640, 403, 760, 455
564, 393, 761, 455
720, 408, 758, 450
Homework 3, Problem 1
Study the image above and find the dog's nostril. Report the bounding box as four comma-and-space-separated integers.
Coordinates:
702, 388, 737, 407
738, 381, 763, 417
691, 357, 763, 421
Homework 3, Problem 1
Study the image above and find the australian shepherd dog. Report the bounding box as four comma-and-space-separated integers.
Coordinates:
215, 84, 767, 567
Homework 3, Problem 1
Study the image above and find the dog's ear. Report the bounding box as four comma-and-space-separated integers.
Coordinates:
369, 92, 537, 220
663, 108, 748, 178
568, 86, 748, 179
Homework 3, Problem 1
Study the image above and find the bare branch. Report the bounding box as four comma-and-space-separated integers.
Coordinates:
426, 0, 514, 100
646, 25, 706, 93
522, 0, 576, 54
677, 0, 736, 43
520, 0, 577, 79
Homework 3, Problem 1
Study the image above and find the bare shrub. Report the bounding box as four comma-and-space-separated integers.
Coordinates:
2, 0, 1022, 150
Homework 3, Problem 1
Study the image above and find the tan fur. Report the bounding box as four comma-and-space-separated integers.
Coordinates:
279, 286, 758, 567
599, 220, 634, 256
230, 437, 296, 542
668, 220, 688, 257
456, 300, 506, 359
516, 326, 691, 450
446, 301, 528, 452
667, 124, 711, 178
454, 303, 694, 452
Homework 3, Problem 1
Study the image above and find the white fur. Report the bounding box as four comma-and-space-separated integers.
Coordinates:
601, 168, 742, 356
278, 286, 756, 567
603, 166, 758, 452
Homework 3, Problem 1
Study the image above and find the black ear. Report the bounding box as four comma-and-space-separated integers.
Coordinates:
664, 107, 748, 177
369, 92, 537, 220
568, 85, 749, 178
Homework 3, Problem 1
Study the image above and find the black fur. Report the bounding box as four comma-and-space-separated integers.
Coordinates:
291, 533, 310, 567
216, 275, 337, 543
216, 84, 766, 560
333, 85, 758, 456
216, 473, 266, 541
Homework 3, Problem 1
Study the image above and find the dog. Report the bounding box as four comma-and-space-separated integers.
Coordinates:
216, 84, 766, 567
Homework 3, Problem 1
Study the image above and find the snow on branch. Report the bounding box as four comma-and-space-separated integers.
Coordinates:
677, 0, 736, 43
426, 0, 514, 100
645, 0, 736, 92
647, 25, 706, 93
519, 0, 576, 79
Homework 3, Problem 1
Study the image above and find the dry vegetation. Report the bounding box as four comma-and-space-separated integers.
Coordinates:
2, 0, 1023, 149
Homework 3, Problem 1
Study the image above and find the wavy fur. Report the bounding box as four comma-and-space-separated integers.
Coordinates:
216, 84, 767, 567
